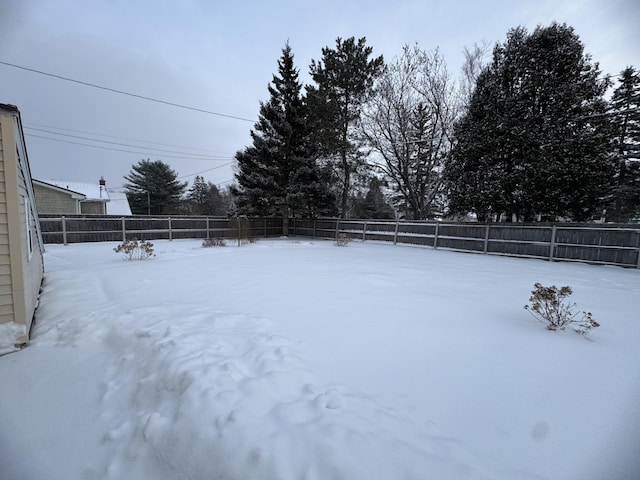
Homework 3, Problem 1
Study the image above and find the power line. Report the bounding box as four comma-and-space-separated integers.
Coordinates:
177, 162, 235, 180
216, 178, 235, 187
26, 121, 228, 154
0, 60, 256, 123
25, 126, 231, 159
26, 133, 234, 161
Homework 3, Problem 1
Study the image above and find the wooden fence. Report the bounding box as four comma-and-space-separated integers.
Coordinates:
290, 218, 640, 268
38, 215, 284, 245
38, 215, 640, 268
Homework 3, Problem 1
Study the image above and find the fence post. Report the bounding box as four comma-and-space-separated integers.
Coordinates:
483, 224, 490, 253
121, 217, 126, 242
434, 222, 439, 249
313, 218, 317, 239
335, 219, 340, 240
62, 216, 67, 246
394, 219, 399, 245
206, 217, 210, 239
363, 221, 367, 242
168, 217, 172, 241
265, 218, 268, 237
549, 225, 557, 261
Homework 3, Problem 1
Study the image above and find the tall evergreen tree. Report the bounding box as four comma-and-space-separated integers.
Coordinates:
233, 42, 333, 232
353, 177, 395, 219
124, 159, 187, 215
445, 69, 504, 221
445, 23, 612, 221
606, 66, 640, 222
308, 37, 384, 218
186, 176, 227, 215
188, 176, 208, 206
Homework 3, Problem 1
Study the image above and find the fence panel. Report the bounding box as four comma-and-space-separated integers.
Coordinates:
38, 215, 640, 268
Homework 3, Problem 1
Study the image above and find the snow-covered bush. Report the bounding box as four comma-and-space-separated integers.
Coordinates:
202, 237, 226, 248
524, 283, 599, 335
335, 233, 350, 246
114, 239, 155, 260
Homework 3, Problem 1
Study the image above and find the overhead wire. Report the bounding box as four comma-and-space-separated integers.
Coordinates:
26, 133, 234, 161
177, 163, 235, 180
2, 61, 242, 188
25, 121, 227, 153
0, 60, 256, 123
24, 126, 232, 159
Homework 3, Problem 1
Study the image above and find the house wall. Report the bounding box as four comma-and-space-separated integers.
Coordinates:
0, 122, 13, 328
80, 201, 106, 215
0, 110, 45, 347
33, 183, 79, 214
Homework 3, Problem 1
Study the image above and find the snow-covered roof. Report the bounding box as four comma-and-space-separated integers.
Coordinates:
105, 188, 132, 216
40, 179, 108, 202
36, 179, 132, 215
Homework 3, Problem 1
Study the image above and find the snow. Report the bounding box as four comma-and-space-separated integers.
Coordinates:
1, 238, 639, 479
105, 187, 133, 215
0, 322, 26, 355
37, 179, 133, 215
40, 179, 107, 201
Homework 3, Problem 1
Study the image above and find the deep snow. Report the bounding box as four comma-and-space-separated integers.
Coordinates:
1, 238, 639, 479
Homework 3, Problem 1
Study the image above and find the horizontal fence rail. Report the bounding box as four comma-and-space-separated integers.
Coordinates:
38, 215, 640, 268
38, 215, 284, 245
290, 218, 640, 268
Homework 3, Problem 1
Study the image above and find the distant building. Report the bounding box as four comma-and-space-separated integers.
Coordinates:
0, 103, 45, 353
33, 178, 132, 216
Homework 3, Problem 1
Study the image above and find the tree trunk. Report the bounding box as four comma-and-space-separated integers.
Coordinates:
282, 206, 289, 236
341, 158, 350, 218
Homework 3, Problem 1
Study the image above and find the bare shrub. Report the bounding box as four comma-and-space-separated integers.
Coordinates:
202, 237, 226, 248
114, 239, 155, 261
335, 233, 350, 246
524, 283, 599, 335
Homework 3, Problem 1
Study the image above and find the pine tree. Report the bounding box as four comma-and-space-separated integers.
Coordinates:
445, 23, 612, 221
188, 176, 208, 207
124, 159, 187, 215
308, 37, 384, 218
186, 176, 227, 215
233, 42, 333, 232
606, 66, 640, 222
445, 69, 504, 221
353, 177, 395, 219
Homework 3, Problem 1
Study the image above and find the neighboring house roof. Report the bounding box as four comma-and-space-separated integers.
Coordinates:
33, 179, 86, 200
105, 188, 133, 216
40, 179, 108, 202
34, 179, 133, 215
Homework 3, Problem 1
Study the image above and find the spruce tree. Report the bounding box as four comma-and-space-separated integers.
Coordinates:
233, 42, 333, 232
308, 37, 384, 218
187, 176, 208, 207
445, 69, 504, 221
124, 159, 187, 215
187, 176, 226, 215
445, 23, 612, 221
353, 177, 395, 219
606, 67, 640, 222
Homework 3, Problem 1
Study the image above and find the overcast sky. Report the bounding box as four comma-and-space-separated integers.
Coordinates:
1, 0, 638, 193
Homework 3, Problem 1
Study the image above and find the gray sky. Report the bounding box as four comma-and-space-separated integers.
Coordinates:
1, 0, 638, 193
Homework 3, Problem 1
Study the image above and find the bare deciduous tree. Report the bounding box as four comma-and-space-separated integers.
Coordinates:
362, 45, 457, 219
459, 41, 490, 108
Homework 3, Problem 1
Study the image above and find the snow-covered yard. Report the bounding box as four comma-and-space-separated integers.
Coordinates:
1, 239, 639, 480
